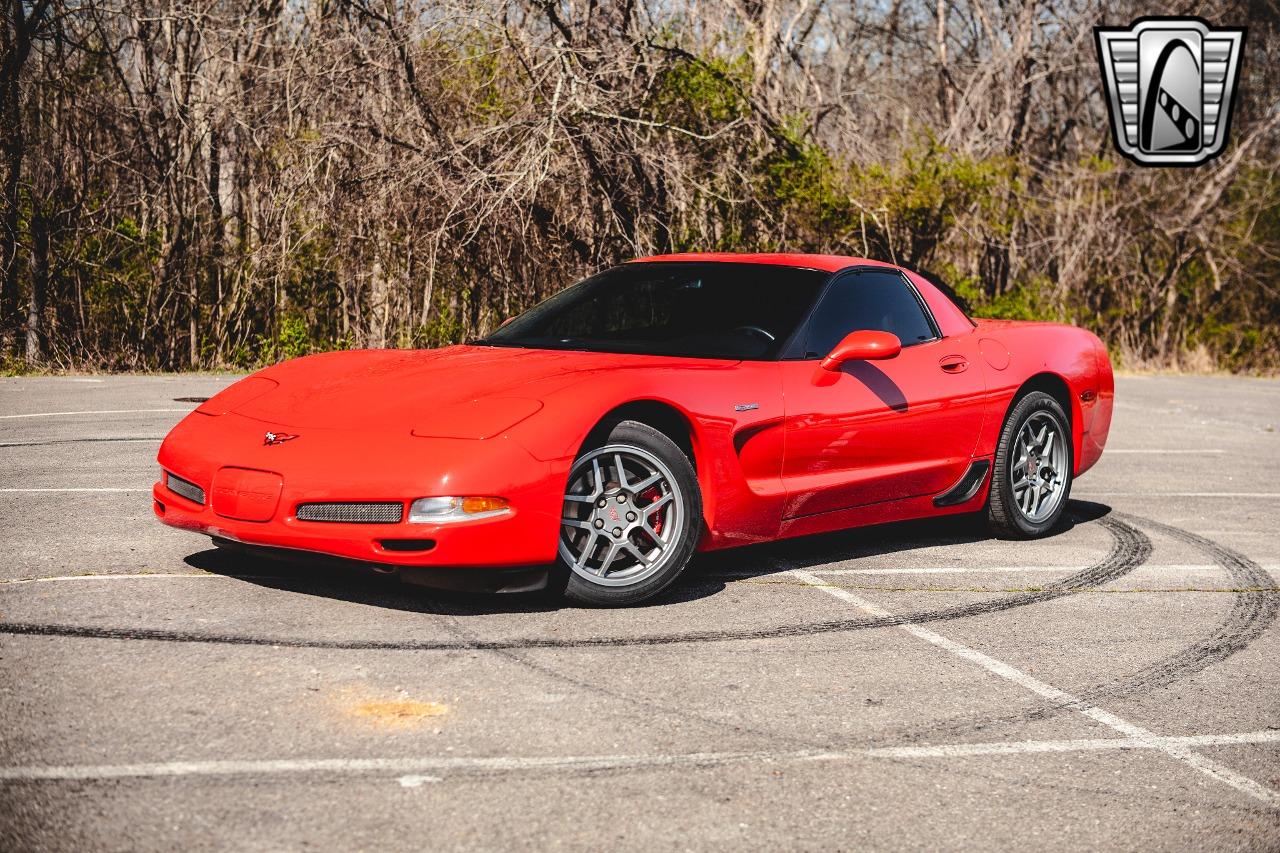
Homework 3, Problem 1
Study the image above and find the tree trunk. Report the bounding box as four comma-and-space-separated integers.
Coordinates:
24, 209, 46, 362
207, 125, 223, 362
935, 0, 950, 124
1, 0, 31, 340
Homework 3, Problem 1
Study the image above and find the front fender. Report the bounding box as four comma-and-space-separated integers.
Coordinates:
506, 359, 789, 548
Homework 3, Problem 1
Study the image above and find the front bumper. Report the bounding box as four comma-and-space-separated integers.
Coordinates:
153, 412, 564, 568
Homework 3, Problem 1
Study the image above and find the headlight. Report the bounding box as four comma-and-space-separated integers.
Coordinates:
408, 496, 510, 523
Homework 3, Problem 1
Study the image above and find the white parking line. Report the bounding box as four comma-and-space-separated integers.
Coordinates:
0, 573, 211, 586
788, 569, 1280, 805
812, 566, 1081, 576
0, 438, 158, 446
0, 408, 191, 420
869, 730, 1280, 758
0, 573, 293, 586
3, 731, 1277, 783
1104, 449, 1227, 454
0, 750, 823, 782
811, 564, 1280, 576
0, 488, 150, 493
706, 565, 1280, 579
1082, 492, 1280, 498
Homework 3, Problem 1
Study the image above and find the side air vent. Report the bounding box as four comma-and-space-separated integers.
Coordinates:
296, 502, 403, 524
933, 460, 991, 507
165, 472, 206, 505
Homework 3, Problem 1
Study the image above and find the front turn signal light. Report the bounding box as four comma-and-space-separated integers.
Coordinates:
408, 496, 510, 523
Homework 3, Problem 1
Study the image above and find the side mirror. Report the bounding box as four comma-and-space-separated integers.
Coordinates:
820, 330, 902, 370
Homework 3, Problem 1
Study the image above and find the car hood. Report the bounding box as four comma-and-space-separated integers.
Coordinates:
227, 345, 726, 435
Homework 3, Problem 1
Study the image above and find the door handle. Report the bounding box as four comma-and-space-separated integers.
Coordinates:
939, 355, 968, 373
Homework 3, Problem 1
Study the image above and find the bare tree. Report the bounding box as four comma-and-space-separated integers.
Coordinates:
2, 0, 1277, 372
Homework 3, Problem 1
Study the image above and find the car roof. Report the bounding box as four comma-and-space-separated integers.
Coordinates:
629, 252, 896, 273
630, 251, 975, 338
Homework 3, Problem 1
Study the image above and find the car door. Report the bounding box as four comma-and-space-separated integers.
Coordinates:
780, 269, 986, 518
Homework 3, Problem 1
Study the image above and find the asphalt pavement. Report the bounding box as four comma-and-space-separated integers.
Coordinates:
0, 372, 1277, 850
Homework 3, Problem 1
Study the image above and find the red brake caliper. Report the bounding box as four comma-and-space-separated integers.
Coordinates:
639, 486, 663, 535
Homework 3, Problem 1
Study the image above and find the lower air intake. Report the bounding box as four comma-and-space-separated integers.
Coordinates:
296, 502, 403, 524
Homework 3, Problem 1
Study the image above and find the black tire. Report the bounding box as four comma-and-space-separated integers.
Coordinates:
557, 420, 703, 607
987, 391, 1073, 539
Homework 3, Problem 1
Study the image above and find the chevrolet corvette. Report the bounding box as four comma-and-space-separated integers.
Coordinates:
154, 254, 1114, 606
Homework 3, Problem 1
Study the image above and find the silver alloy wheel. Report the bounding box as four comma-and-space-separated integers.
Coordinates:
558, 444, 685, 587
1010, 411, 1069, 523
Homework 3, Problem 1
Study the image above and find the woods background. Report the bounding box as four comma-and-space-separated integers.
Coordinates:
2, 0, 1278, 373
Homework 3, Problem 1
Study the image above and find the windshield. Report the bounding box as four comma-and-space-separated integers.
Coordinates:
478, 262, 829, 360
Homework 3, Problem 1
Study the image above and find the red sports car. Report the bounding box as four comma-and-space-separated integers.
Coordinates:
154, 254, 1113, 606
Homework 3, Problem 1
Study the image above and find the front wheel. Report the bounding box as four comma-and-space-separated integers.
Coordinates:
556, 420, 703, 607
987, 391, 1073, 539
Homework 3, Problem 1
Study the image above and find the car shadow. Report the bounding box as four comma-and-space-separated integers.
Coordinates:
183, 499, 1114, 616
842, 361, 908, 412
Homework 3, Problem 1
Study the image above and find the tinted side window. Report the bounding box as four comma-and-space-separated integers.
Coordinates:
803, 272, 937, 357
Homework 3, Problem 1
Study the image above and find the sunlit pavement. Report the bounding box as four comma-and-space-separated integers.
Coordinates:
1, 373, 1277, 850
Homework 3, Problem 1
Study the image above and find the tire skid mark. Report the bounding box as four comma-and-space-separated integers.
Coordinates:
874, 512, 1279, 745
1076, 512, 1280, 701
419, 596, 822, 750
0, 513, 1149, 651
0, 437, 163, 449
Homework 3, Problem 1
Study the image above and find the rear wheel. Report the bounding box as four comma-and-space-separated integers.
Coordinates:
557, 420, 702, 607
987, 391, 1072, 539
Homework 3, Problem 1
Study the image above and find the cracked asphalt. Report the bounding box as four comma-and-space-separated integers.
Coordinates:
0, 373, 1277, 851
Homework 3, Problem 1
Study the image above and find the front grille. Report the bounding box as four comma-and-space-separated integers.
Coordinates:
165, 472, 205, 505
296, 502, 403, 524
